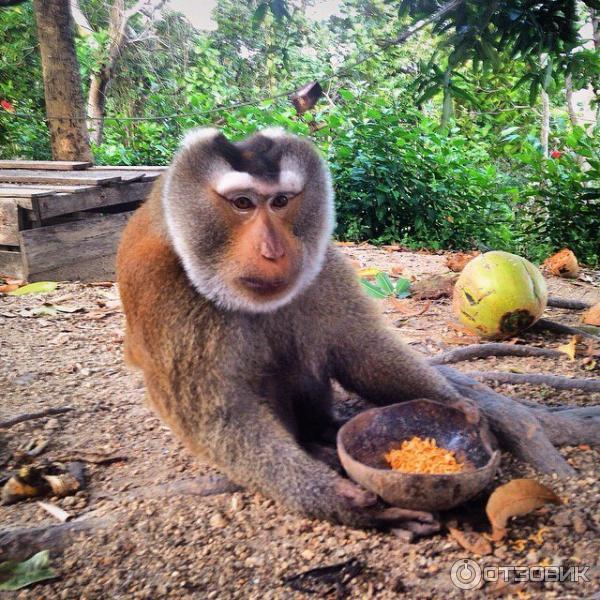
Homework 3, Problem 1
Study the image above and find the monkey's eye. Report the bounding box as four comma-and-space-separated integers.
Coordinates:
232, 196, 254, 210
271, 194, 289, 209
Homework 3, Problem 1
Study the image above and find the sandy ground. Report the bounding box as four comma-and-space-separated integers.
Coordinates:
1, 245, 599, 599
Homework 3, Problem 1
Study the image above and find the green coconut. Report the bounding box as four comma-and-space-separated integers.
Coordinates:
453, 251, 548, 338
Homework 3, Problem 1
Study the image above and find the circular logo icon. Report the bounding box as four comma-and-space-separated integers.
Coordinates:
450, 558, 482, 590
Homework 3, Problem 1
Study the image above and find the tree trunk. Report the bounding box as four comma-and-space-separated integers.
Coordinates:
32, 0, 92, 161
565, 73, 579, 128
590, 8, 599, 50
441, 69, 453, 127
540, 88, 550, 158
86, 0, 147, 145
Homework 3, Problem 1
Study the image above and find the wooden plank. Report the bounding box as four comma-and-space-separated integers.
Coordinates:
93, 165, 166, 171
0, 160, 92, 171
33, 180, 153, 219
0, 187, 57, 199
83, 170, 145, 183
0, 170, 122, 186
0, 184, 97, 195
20, 212, 131, 282
0, 249, 24, 279
0, 199, 20, 245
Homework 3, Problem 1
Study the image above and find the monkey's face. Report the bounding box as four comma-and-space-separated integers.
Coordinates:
162, 128, 335, 313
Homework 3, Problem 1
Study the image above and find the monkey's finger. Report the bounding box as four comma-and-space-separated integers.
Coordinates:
374, 507, 437, 524
335, 479, 378, 508
401, 520, 441, 536
452, 398, 480, 424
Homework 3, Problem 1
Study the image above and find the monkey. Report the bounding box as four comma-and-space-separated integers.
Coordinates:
116, 127, 480, 529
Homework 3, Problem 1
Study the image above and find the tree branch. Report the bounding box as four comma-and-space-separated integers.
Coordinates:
0, 406, 73, 429
465, 370, 600, 392
430, 343, 566, 365
547, 297, 592, 310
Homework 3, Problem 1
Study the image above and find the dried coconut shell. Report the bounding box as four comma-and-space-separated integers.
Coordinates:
543, 248, 580, 278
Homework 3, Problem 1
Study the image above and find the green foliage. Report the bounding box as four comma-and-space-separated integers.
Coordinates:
0, 551, 55, 591
323, 89, 515, 251
512, 127, 600, 266
0, 0, 598, 264
359, 272, 412, 299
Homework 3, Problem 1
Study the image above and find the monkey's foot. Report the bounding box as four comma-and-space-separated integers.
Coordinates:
373, 507, 440, 537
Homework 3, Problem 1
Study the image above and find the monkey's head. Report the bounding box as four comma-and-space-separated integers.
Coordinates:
162, 127, 335, 313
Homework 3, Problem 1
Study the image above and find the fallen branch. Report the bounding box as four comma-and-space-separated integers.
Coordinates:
0, 516, 111, 561
466, 370, 600, 393
533, 318, 600, 340
430, 344, 565, 365
437, 367, 600, 476
547, 297, 592, 310
0, 406, 73, 429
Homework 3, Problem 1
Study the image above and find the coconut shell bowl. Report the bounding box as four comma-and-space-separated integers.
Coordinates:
336, 399, 500, 511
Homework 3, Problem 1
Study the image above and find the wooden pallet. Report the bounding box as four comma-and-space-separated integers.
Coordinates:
0, 161, 165, 281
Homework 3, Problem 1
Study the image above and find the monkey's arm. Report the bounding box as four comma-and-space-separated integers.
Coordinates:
165, 380, 431, 528
323, 251, 478, 419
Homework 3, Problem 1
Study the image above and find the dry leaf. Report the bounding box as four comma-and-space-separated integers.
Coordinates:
0, 284, 19, 294
582, 303, 600, 326
388, 298, 431, 317
441, 335, 478, 346
43, 473, 80, 497
37, 500, 72, 523
334, 241, 356, 247
2, 277, 24, 286
1, 476, 41, 505
448, 526, 492, 555
446, 322, 480, 337
384, 244, 403, 252
543, 249, 580, 278
445, 252, 480, 272
557, 335, 580, 360
357, 267, 380, 279
486, 479, 561, 541
390, 265, 404, 276
412, 273, 458, 300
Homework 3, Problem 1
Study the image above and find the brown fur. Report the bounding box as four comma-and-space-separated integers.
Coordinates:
117, 132, 475, 526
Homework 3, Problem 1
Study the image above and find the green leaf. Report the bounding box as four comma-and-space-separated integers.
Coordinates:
394, 278, 411, 298
7, 281, 58, 296
252, 2, 268, 28
359, 279, 388, 299
0, 550, 55, 591
375, 272, 394, 295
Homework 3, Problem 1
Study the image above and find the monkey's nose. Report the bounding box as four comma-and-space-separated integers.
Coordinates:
260, 240, 285, 261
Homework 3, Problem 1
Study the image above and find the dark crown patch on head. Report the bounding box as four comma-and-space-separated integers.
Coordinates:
212, 133, 283, 181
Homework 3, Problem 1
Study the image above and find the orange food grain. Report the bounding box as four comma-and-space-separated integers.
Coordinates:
385, 436, 464, 474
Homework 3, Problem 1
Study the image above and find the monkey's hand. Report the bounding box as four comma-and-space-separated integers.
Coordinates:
449, 396, 481, 424
332, 479, 439, 534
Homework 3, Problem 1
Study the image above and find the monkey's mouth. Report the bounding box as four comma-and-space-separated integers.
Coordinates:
238, 276, 288, 296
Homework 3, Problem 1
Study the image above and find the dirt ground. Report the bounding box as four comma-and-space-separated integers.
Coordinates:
1, 245, 599, 599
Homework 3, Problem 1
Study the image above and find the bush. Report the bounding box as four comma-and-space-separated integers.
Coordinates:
319, 90, 515, 251
513, 127, 600, 267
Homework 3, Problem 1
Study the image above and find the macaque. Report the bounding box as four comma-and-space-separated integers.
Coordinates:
117, 127, 477, 528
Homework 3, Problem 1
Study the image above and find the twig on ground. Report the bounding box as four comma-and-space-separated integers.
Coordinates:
437, 366, 600, 475
547, 297, 592, 310
0, 407, 73, 429
533, 318, 600, 340
0, 516, 111, 561
430, 344, 566, 365
465, 370, 600, 393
